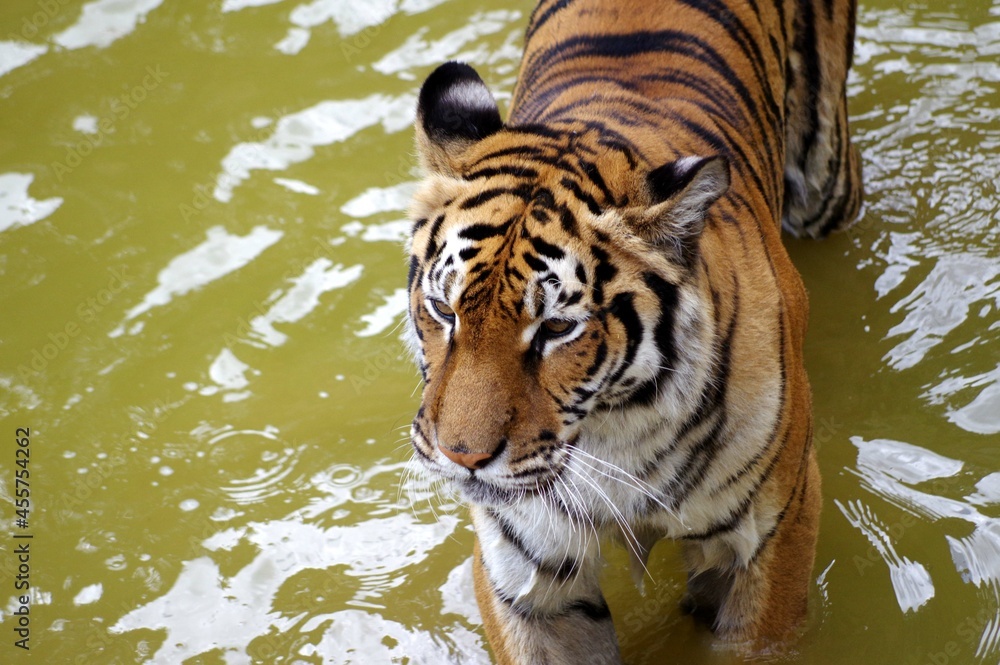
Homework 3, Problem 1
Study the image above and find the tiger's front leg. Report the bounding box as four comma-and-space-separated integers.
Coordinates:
681, 450, 823, 648
470, 505, 623, 665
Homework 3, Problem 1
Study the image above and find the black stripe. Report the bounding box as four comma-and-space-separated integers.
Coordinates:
710, 315, 788, 494
590, 245, 617, 306
668, 289, 739, 502
559, 177, 601, 215
407, 255, 419, 289
423, 213, 446, 261
604, 292, 643, 387
578, 159, 617, 206
505, 123, 567, 141
530, 236, 565, 260
638, 69, 742, 125
523, 252, 549, 272
459, 220, 513, 240
564, 599, 612, 621
643, 272, 679, 371
460, 186, 532, 210
749, 439, 814, 563
526, 0, 575, 40
410, 419, 434, 463
557, 205, 579, 235
584, 339, 608, 379
793, 0, 822, 175
666, 413, 728, 508
513, 74, 639, 125
680, 493, 753, 540
469, 144, 548, 165
465, 165, 540, 181
676, 0, 783, 138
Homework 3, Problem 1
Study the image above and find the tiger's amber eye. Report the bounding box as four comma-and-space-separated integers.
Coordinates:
543, 319, 575, 337
430, 299, 456, 321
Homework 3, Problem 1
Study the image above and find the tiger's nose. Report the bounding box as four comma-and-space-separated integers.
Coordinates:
438, 442, 503, 470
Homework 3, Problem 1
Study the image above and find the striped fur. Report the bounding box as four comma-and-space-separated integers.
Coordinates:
405, 0, 861, 661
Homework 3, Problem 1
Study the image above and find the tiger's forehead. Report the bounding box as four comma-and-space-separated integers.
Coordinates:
428, 191, 592, 322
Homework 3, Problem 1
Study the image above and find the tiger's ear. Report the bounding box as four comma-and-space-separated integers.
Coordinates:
625, 155, 730, 262
416, 62, 503, 176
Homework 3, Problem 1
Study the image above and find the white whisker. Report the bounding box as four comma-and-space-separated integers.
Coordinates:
565, 464, 645, 576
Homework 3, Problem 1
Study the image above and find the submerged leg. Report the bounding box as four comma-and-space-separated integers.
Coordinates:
681, 452, 822, 646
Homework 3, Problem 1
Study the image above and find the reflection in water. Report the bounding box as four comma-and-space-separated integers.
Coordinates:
357, 288, 408, 338
212, 95, 415, 203
0, 41, 47, 78
929, 364, 1000, 436
835, 499, 934, 613
340, 182, 418, 218
110, 225, 283, 337
199, 348, 254, 402
73, 583, 103, 607
847, 437, 1000, 656
302, 609, 485, 664
0, 172, 63, 233
220, 444, 302, 505
269, 0, 453, 55
246, 258, 363, 347
221, 0, 286, 13
373, 10, 522, 78
272, 177, 320, 195
884, 254, 1000, 371
854, 8, 1000, 444
110, 462, 472, 663
53, 0, 165, 51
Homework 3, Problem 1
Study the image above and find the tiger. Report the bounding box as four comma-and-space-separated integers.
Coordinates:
404, 0, 862, 662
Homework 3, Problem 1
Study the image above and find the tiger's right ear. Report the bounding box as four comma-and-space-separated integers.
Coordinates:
416, 62, 503, 176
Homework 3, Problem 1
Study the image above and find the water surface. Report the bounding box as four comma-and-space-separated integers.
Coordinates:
1, 0, 998, 663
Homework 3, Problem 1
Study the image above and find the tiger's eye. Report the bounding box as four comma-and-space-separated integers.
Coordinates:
543, 319, 575, 337
431, 299, 456, 321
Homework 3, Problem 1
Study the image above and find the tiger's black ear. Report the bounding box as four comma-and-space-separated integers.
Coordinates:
626, 156, 729, 263
416, 62, 503, 176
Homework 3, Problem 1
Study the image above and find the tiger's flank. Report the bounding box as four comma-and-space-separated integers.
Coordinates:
404, 0, 862, 662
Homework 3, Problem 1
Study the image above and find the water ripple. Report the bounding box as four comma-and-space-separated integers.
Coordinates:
849, 436, 1000, 657
835, 498, 934, 613
109, 225, 283, 337
212, 94, 415, 203
0, 172, 63, 233
111, 507, 460, 663
54, 0, 164, 51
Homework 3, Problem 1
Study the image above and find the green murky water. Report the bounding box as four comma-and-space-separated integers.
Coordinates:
0, 0, 998, 663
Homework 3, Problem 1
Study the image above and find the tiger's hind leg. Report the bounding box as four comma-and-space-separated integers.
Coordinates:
680, 451, 822, 648
782, 0, 863, 238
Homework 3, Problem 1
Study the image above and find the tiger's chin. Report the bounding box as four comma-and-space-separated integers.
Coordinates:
456, 477, 523, 506
443, 474, 558, 507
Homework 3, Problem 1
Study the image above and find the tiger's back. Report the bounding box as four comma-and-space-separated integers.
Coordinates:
406, 0, 861, 662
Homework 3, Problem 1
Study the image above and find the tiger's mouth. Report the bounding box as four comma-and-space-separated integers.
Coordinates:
442, 442, 572, 506
416, 436, 579, 507
410, 421, 581, 505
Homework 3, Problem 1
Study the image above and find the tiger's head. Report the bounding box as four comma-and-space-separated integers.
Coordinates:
406, 62, 730, 506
